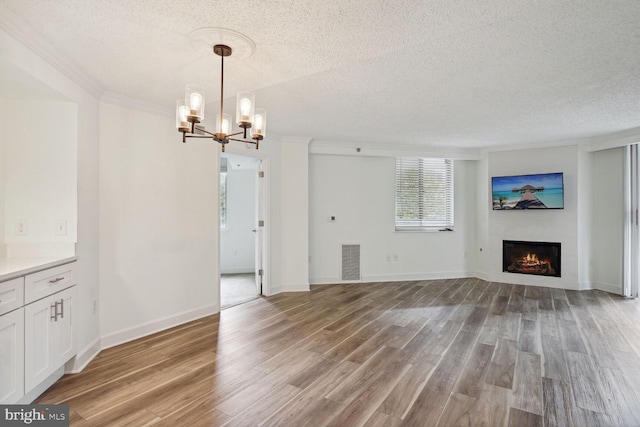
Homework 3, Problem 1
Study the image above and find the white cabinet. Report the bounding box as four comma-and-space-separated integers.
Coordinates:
0, 308, 25, 403
0, 260, 77, 403
24, 286, 75, 393
0, 277, 24, 316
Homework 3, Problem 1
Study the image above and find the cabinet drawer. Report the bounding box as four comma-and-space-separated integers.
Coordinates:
0, 277, 24, 316
25, 262, 77, 304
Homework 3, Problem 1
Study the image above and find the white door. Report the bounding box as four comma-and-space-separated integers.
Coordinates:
0, 308, 25, 403
255, 161, 265, 295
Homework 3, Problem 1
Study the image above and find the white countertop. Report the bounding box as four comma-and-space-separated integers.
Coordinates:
0, 256, 78, 282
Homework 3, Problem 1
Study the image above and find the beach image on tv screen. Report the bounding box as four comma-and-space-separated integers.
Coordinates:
492, 172, 564, 210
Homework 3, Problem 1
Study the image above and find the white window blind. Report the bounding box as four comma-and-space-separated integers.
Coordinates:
395, 157, 454, 231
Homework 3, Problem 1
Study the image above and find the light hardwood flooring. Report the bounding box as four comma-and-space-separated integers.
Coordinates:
36, 278, 640, 426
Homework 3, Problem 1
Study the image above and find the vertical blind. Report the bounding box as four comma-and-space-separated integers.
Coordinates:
395, 157, 454, 230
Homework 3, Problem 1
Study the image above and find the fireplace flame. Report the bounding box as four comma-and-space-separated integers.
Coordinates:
519, 253, 550, 268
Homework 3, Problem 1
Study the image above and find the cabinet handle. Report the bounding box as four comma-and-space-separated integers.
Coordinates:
50, 302, 58, 321
49, 277, 64, 284
60, 298, 64, 319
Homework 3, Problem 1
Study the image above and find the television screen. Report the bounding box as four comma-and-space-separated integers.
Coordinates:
492, 172, 564, 210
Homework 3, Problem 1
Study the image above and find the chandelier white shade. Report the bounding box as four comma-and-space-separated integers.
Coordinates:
176, 43, 266, 151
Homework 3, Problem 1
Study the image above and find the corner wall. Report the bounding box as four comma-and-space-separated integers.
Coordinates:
99, 103, 219, 346
309, 155, 476, 283
0, 27, 101, 369
485, 145, 581, 289
590, 147, 624, 293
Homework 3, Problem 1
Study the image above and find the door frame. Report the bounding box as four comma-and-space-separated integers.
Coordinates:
217, 149, 271, 312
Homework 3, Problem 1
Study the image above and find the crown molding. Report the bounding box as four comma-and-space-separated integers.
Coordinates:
309, 140, 482, 160
281, 136, 312, 145
101, 91, 173, 118
0, 4, 104, 99
586, 127, 640, 152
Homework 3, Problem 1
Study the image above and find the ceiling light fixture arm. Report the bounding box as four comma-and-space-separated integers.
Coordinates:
176, 41, 267, 152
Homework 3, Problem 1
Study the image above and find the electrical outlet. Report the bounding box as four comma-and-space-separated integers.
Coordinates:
393, 254, 399, 262
386, 254, 391, 262
15, 219, 27, 236
92, 299, 98, 314
55, 219, 67, 235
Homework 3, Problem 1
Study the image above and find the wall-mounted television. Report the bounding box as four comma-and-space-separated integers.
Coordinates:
492, 172, 564, 210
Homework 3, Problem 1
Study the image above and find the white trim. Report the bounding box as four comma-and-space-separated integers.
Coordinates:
17, 367, 64, 404
587, 127, 640, 152
578, 281, 594, 291
101, 91, 173, 118
100, 304, 217, 350
310, 271, 473, 285
270, 283, 310, 294
0, 4, 104, 98
281, 136, 312, 145
310, 140, 481, 160
66, 337, 101, 373
594, 281, 623, 295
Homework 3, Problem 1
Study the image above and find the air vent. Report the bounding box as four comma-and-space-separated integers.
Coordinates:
341, 244, 361, 281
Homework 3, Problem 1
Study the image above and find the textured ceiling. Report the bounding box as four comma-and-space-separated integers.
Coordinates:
1, 0, 639, 148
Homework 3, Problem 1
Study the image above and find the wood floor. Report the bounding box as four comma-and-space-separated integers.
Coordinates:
36, 278, 640, 426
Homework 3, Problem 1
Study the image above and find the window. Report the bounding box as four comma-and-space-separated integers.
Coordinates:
220, 172, 227, 228
395, 157, 454, 231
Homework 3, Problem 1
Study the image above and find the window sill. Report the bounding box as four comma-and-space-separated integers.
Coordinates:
394, 227, 454, 233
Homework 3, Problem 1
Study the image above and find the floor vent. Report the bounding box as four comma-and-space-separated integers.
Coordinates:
341, 244, 361, 281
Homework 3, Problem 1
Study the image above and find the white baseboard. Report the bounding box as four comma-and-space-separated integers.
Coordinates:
363, 271, 473, 282
100, 304, 218, 350
67, 337, 102, 373
18, 366, 64, 404
593, 281, 622, 295
578, 281, 594, 291
310, 271, 473, 285
270, 283, 310, 295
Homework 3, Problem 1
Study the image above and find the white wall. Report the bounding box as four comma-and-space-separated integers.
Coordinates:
278, 139, 310, 291
0, 100, 5, 256
309, 154, 476, 283
0, 27, 100, 369
475, 157, 489, 276
485, 145, 582, 289
590, 147, 624, 293
99, 102, 219, 345
2, 99, 77, 256
220, 166, 256, 274
219, 136, 310, 295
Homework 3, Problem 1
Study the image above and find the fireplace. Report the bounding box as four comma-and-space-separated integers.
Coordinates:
503, 240, 561, 277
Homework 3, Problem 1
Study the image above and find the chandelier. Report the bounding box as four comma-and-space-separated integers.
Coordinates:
175, 44, 266, 152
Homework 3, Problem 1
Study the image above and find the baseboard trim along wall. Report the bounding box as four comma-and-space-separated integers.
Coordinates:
100, 304, 218, 350
67, 337, 102, 374
270, 283, 310, 295
594, 281, 623, 295
310, 271, 473, 285
19, 367, 64, 404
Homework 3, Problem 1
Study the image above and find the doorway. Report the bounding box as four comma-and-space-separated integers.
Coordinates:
220, 153, 265, 309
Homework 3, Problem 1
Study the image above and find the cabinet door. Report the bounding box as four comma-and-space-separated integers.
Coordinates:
52, 287, 75, 366
0, 308, 25, 403
24, 295, 56, 393
24, 286, 76, 394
